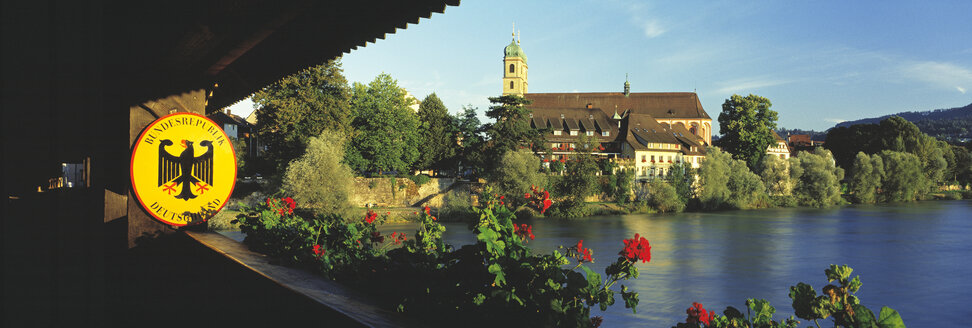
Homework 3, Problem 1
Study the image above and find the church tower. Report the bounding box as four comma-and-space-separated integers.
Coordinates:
503, 30, 528, 95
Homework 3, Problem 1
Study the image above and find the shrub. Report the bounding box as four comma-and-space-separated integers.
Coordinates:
407, 174, 432, 187
282, 130, 354, 217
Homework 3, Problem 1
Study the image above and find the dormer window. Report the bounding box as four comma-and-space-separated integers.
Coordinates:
570, 130, 578, 136
554, 130, 562, 136
586, 131, 594, 136
602, 131, 610, 137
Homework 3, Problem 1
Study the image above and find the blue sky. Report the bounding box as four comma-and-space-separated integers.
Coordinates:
230, 0, 972, 132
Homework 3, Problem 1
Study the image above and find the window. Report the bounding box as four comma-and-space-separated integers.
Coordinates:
602, 131, 610, 137
509, 64, 515, 73
570, 130, 578, 136
554, 130, 562, 136
586, 131, 594, 136
510, 81, 514, 89
650, 155, 655, 162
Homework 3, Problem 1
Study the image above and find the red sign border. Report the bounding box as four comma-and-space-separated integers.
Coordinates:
130, 112, 238, 227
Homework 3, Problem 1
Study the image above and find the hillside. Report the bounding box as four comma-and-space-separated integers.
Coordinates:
833, 102, 972, 142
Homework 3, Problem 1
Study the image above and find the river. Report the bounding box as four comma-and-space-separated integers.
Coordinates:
380, 200, 972, 327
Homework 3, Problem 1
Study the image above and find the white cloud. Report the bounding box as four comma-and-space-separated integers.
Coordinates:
715, 77, 791, 95
901, 61, 972, 93
642, 20, 665, 38
824, 118, 847, 124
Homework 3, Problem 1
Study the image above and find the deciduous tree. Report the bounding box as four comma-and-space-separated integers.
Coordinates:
344, 73, 421, 174
253, 59, 351, 173
717, 94, 779, 171
282, 130, 353, 217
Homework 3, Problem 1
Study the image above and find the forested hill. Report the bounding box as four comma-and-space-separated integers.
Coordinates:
834, 102, 972, 141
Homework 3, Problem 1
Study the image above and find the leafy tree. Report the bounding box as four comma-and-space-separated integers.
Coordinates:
646, 179, 685, 213
415, 93, 457, 174
613, 166, 635, 205
344, 73, 421, 174
717, 94, 779, 170
253, 59, 352, 173
482, 94, 544, 171
697, 147, 733, 210
791, 149, 844, 207
282, 130, 354, 217
726, 157, 768, 209
668, 162, 695, 204
951, 145, 972, 187
847, 152, 885, 204
490, 150, 546, 203
760, 155, 791, 196
552, 135, 600, 217
877, 151, 926, 202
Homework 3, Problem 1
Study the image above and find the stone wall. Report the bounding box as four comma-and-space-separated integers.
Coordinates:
350, 177, 471, 208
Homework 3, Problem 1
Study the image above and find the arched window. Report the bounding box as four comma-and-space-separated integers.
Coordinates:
510, 81, 514, 89
509, 64, 515, 73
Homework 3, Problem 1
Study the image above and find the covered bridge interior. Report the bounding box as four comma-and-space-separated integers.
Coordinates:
2, 0, 459, 326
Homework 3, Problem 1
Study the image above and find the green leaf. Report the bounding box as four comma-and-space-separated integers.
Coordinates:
789, 282, 821, 320
550, 299, 565, 314
848, 275, 863, 293
580, 266, 602, 290
877, 306, 906, 328
488, 263, 506, 287
825, 264, 853, 284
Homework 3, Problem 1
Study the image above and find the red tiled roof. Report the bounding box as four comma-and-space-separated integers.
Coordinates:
524, 92, 709, 119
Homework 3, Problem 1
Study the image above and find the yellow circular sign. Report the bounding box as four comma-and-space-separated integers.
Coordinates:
131, 112, 237, 226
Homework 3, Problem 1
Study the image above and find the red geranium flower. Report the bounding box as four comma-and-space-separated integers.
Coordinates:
575, 240, 593, 263
686, 302, 713, 326
365, 210, 378, 224
524, 193, 531, 199
312, 244, 325, 257
620, 233, 651, 263
514, 224, 535, 242
424, 206, 431, 215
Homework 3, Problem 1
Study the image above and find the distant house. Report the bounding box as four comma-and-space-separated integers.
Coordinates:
208, 109, 261, 160
787, 134, 824, 156
767, 130, 791, 160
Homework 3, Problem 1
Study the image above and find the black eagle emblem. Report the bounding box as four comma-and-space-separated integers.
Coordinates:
158, 139, 214, 200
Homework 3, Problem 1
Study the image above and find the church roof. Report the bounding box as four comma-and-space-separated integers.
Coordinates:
525, 92, 709, 120
531, 107, 619, 143
504, 39, 527, 64
625, 114, 681, 150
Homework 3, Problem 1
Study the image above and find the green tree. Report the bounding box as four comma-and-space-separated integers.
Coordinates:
253, 59, 352, 173
552, 135, 600, 217
697, 147, 732, 210
717, 94, 779, 170
760, 155, 791, 196
613, 166, 635, 205
490, 150, 546, 202
482, 94, 544, 171
344, 73, 421, 174
726, 157, 768, 209
646, 179, 685, 213
416, 93, 457, 174
282, 130, 354, 217
792, 149, 845, 207
668, 162, 695, 204
877, 151, 926, 202
454, 105, 485, 177
848, 152, 884, 204
951, 145, 972, 187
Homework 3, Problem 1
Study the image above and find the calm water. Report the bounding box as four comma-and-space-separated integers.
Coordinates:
379, 200, 972, 327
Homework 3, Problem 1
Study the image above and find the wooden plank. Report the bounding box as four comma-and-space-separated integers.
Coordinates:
184, 231, 419, 328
